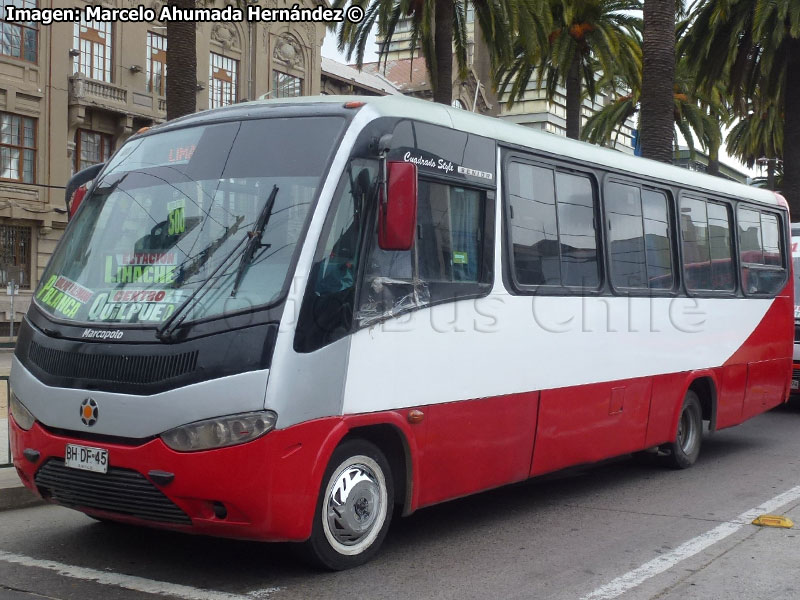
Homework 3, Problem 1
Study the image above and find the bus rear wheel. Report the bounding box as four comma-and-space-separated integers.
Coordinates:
663, 390, 703, 469
303, 439, 394, 570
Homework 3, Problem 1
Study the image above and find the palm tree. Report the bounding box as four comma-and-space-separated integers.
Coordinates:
495, 0, 642, 140
726, 94, 784, 190
581, 54, 723, 163
681, 0, 800, 214
165, 0, 198, 120
638, 0, 681, 162
329, 0, 524, 106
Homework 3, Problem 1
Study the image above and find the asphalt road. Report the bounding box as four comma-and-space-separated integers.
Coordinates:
1, 403, 799, 600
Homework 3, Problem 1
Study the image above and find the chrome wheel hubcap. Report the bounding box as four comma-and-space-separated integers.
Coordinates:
324, 459, 386, 553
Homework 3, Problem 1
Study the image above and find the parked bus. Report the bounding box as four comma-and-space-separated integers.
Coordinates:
792, 225, 800, 395
9, 96, 793, 569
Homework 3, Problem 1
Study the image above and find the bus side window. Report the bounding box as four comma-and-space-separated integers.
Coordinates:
738, 207, 786, 295
358, 179, 486, 326
294, 162, 374, 352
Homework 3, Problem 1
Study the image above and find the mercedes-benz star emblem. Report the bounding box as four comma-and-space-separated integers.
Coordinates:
80, 398, 98, 427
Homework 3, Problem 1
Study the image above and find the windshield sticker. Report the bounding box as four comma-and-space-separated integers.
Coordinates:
87, 289, 186, 323
167, 199, 186, 236
105, 253, 177, 284
453, 251, 468, 265
36, 275, 92, 318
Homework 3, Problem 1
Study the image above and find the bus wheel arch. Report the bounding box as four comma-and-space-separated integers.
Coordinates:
662, 376, 717, 469
687, 376, 717, 433
344, 424, 412, 516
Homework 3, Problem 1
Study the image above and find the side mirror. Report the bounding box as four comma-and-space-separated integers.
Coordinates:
378, 161, 417, 251
65, 162, 105, 219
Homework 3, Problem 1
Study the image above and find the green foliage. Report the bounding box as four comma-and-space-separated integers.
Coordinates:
494, 0, 642, 120
329, 0, 528, 94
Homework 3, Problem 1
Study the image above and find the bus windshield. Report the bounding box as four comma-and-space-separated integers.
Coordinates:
36, 116, 344, 326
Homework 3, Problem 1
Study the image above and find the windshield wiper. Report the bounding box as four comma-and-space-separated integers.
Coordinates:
230, 185, 279, 298
155, 232, 249, 342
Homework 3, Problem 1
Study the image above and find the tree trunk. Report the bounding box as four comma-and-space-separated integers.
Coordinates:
783, 37, 800, 218
706, 139, 720, 177
433, 0, 454, 105
166, 0, 197, 121
565, 54, 581, 140
767, 160, 776, 191
640, 0, 675, 163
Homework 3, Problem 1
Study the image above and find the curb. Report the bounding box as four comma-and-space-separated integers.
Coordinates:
0, 468, 45, 512
0, 485, 44, 512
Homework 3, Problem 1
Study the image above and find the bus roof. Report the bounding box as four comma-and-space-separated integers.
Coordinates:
159, 94, 781, 208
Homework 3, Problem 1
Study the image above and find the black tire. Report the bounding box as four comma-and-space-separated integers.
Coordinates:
302, 439, 394, 570
662, 390, 703, 469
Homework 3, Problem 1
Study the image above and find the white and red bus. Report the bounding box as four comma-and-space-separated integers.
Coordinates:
791, 225, 800, 394
9, 96, 793, 569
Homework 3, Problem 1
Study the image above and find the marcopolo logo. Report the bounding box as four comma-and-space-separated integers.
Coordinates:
81, 328, 124, 340
80, 398, 98, 427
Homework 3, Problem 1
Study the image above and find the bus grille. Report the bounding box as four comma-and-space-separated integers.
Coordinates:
28, 341, 198, 385
34, 459, 191, 525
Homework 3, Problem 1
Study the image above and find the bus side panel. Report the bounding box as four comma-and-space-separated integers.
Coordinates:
530, 377, 651, 477
742, 358, 791, 420
715, 363, 748, 429
416, 392, 537, 508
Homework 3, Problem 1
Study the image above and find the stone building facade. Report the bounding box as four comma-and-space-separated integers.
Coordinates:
0, 0, 326, 337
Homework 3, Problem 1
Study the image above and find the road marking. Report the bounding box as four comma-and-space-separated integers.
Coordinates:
581, 485, 800, 600
0, 550, 283, 600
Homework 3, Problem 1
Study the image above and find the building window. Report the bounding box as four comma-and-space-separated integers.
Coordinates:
72, 18, 112, 82
1, 0, 38, 62
75, 129, 112, 172
0, 112, 35, 183
146, 31, 167, 96
0, 224, 31, 289
209, 52, 238, 109
272, 70, 302, 98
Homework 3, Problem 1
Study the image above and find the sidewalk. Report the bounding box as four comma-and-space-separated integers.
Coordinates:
0, 347, 41, 511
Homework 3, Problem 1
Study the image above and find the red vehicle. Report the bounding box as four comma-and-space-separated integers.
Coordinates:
9, 96, 793, 569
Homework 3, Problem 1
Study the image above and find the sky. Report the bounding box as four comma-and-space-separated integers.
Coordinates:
320, 29, 763, 181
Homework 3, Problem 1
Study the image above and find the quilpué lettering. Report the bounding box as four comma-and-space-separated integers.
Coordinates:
87, 291, 182, 323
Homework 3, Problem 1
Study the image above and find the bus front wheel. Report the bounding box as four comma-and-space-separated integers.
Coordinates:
303, 439, 394, 570
663, 390, 703, 469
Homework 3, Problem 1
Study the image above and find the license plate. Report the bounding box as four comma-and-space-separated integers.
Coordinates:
65, 444, 109, 474
792, 380, 799, 391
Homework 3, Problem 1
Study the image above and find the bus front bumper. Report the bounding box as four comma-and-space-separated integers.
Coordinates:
9, 415, 339, 542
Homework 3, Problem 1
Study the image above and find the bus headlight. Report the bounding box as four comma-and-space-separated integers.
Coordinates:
9, 392, 35, 431
160, 411, 277, 452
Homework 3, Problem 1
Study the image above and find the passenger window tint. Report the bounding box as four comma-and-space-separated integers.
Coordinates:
606, 182, 646, 289
417, 184, 482, 282
508, 162, 599, 289
706, 203, 734, 290
738, 207, 786, 295
642, 190, 673, 289
681, 198, 734, 292
556, 173, 599, 288
508, 163, 558, 285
